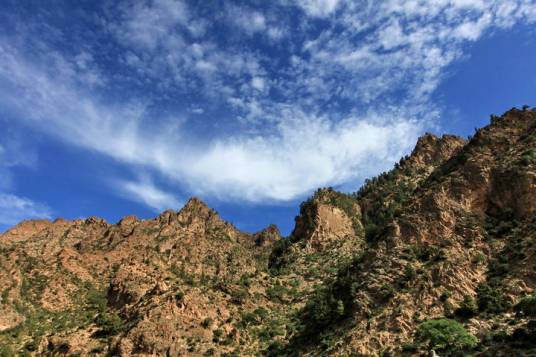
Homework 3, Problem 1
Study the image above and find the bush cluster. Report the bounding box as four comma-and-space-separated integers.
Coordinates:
477, 281, 509, 314
415, 318, 478, 355
455, 295, 478, 318
515, 292, 536, 317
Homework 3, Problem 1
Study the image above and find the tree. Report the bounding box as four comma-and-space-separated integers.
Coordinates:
455, 295, 478, 318
477, 282, 509, 314
95, 311, 124, 335
416, 319, 478, 355
515, 292, 536, 317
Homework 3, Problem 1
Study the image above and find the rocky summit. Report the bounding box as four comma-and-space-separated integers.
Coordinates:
1, 108, 536, 356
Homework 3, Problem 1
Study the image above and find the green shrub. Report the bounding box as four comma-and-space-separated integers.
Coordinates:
253, 307, 269, 320
515, 292, 536, 317
364, 222, 381, 242
260, 318, 285, 339
520, 150, 536, 166
0, 345, 14, 357
302, 287, 345, 329
488, 261, 509, 276
87, 288, 108, 312
240, 311, 259, 327
265, 341, 286, 356
230, 288, 248, 305
287, 254, 362, 346
203, 348, 215, 356
314, 270, 352, 321
212, 328, 224, 343
356, 169, 415, 243
455, 295, 478, 318
397, 265, 417, 288
379, 283, 395, 301
415, 245, 446, 262
201, 317, 213, 328
472, 252, 486, 265
401, 343, 418, 352
477, 282, 509, 314
440, 290, 452, 302
268, 237, 297, 275
175, 291, 185, 301
239, 274, 251, 287
95, 311, 123, 335
415, 318, 478, 354
266, 284, 287, 303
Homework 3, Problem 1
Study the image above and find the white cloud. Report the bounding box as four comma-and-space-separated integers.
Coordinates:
186, 112, 420, 201
297, 0, 341, 17
285, 0, 536, 109
190, 107, 204, 114
0, 129, 47, 226
117, 178, 182, 212
0, 131, 39, 191
225, 3, 288, 42
229, 7, 267, 34
0, 41, 421, 203
0, 193, 52, 225
266, 27, 285, 41
111, 0, 191, 50
251, 77, 266, 91
452, 14, 492, 41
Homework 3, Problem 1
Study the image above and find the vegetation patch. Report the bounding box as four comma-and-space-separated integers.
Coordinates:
477, 281, 510, 314
356, 169, 416, 242
415, 318, 478, 355
455, 295, 478, 318
515, 292, 536, 317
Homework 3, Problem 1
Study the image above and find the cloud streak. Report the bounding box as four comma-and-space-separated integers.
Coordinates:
0, 193, 52, 226
117, 177, 183, 212
0, 130, 47, 226
0, 41, 419, 202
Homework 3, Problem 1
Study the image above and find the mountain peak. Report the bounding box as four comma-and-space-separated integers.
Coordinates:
181, 196, 211, 212
406, 132, 466, 168
254, 224, 281, 246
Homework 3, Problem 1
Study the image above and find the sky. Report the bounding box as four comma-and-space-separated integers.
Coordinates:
1, 0, 536, 235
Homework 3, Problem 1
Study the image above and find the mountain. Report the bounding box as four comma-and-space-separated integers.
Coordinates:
1, 107, 535, 356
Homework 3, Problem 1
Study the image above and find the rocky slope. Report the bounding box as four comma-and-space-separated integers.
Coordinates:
1, 107, 536, 356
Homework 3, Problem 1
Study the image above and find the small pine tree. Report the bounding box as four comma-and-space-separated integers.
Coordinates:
515, 292, 536, 317
455, 295, 478, 318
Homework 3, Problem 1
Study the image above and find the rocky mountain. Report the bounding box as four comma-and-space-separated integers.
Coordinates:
1, 107, 536, 356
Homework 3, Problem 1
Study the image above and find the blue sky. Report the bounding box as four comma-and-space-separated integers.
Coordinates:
1, 0, 535, 235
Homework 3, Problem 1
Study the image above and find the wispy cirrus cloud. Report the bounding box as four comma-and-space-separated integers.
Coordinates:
116, 177, 182, 212
0, 193, 51, 226
0, 131, 48, 227
0, 39, 420, 202
295, 0, 341, 17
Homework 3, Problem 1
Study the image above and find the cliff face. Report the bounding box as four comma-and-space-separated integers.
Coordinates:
1, 108, 536, 356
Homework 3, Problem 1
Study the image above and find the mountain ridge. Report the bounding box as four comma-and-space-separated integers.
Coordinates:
1, 107, 536, 356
